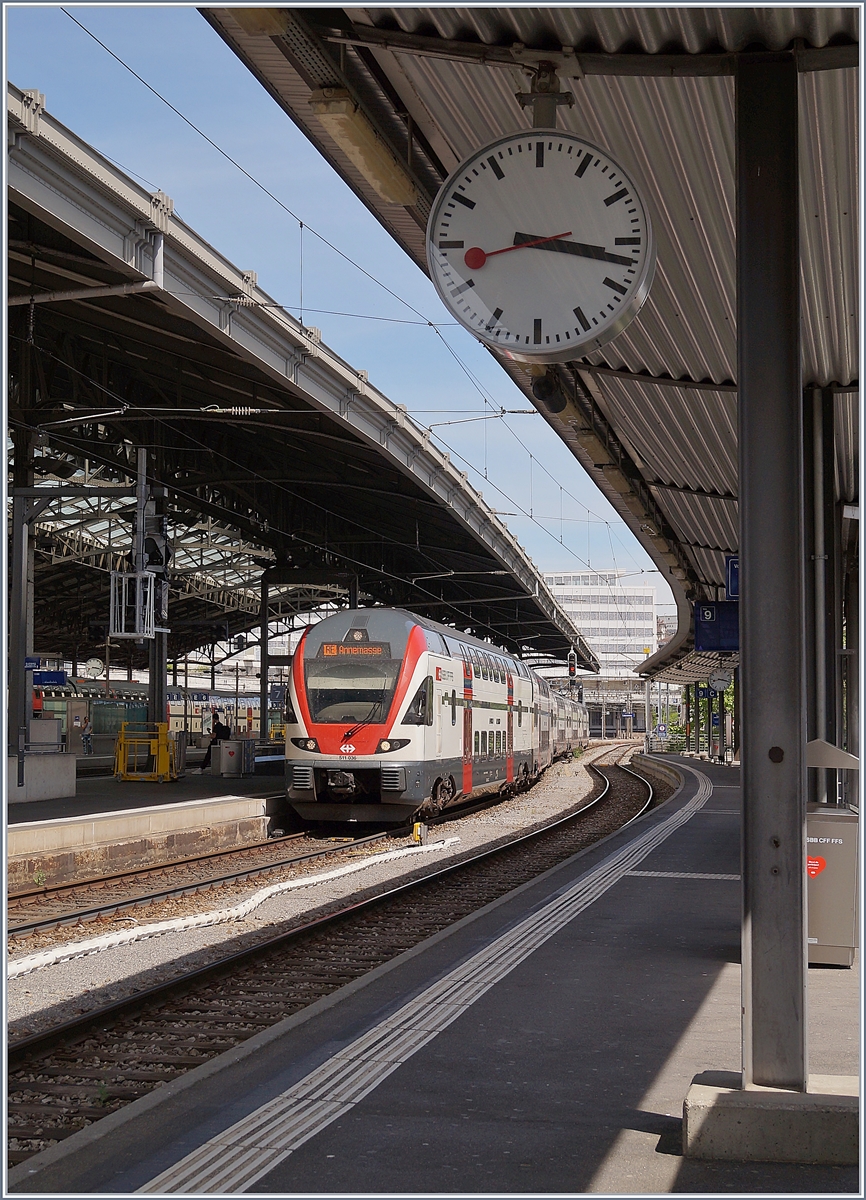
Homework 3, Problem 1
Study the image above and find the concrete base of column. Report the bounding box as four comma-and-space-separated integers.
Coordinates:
6, 753, 76, 803
683, 1072, 858, 1165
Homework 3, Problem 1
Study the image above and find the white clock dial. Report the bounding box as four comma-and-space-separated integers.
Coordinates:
426, 131, 655, 364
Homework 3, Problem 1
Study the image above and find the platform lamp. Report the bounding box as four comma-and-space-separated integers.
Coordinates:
309, 88, 418, 206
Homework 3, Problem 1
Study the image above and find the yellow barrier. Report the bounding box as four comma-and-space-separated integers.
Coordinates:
114, 722, 180, 782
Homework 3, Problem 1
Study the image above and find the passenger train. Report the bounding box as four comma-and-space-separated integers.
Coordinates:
285, 608, 589, 823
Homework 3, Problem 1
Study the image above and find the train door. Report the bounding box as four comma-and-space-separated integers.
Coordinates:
506, 670, 514, 782
434, 665, 444, 759
67, 699, 88, 741
462, 654, 473, 795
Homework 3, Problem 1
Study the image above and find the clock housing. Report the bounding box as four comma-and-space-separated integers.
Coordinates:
426, 131, 655, 364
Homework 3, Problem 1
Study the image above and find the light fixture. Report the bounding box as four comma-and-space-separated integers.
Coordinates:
308, 88, 418, 206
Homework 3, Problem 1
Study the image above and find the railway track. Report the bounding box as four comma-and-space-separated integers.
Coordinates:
8, 743, 664, 1168
7, 753, 602, 941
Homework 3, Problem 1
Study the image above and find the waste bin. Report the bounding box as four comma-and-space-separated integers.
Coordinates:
219, 739, 243, 777
806, 802, 859, 966
172, 729, 187, 776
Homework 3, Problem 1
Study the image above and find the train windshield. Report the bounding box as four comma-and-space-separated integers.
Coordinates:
304, 659, 402, 724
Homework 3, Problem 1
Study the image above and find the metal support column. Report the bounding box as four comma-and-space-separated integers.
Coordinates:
737, 53, 806, 1091
694, 683, 702, 755
9, 495, 29, 769
685, 684, 692, 752
260, 580, 270, 743
148, 634, 167, 726
843, 564, 859, 809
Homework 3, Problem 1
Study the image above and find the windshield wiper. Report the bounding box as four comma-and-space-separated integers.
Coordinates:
343, 690, 386, 740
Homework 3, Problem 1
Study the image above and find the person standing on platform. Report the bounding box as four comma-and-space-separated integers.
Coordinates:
201, 717, 230, 771
80, 718, 93, 755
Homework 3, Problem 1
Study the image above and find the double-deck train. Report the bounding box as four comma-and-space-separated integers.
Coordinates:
284, 608, 589, 823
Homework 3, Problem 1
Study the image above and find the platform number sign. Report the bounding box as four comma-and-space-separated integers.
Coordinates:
694, 602, 739, 652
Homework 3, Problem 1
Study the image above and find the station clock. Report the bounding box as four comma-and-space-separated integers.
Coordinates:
427, 130, 655, 364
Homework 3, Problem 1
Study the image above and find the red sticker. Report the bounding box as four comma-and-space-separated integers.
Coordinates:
807, 856, 826, 878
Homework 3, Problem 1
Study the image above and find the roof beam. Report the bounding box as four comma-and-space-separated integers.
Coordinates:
579, 363, 736, 392
308, 22, 857, 76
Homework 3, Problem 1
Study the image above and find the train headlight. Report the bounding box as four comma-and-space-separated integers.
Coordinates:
290, 737, 320, 752
376, 738, 410, 754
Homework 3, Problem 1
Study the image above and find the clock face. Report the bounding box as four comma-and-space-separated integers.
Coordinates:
427, 131, 655, 363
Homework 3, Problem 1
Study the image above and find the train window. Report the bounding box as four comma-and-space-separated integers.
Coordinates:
305, 658, 401, 724
481, 730, 487, 755
489, 730, 495, 758
517, 699, 523, 727
495, 730, 501, 755
451, 689, 457, 726
472, 652, 480, 679
402, 676, 434, 726
284, 690, 298, 725
474, 730, 480, 755
481, 655, 488, 681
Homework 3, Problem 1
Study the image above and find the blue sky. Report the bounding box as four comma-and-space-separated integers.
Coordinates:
6, 3, 674, 606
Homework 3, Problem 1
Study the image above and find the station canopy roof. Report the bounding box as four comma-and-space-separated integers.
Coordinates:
6, 82, 597, 672
204, 6, 859, 682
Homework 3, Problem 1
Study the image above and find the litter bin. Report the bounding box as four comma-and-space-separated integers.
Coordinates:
172, 729, 187, 776
219, 739, 243, 777
806, 802, 859, 966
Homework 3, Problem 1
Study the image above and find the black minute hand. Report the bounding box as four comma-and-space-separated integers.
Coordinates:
513, 232, 634, 266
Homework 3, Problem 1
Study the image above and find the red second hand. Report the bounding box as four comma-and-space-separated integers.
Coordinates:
463, 231, 572, 271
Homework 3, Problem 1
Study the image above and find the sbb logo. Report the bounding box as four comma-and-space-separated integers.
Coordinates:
340, 743, 356, 754
435, 667, 442, 681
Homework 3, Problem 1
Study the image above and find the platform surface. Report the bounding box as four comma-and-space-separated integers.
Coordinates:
7, 770, 284, 826
9, 758, 860, 1195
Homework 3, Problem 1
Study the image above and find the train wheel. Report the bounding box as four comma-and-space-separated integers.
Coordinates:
429, 775, 456, 815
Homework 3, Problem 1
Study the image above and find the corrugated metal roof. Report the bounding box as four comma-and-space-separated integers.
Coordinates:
376, 6, 857, 56
204, 7, 858, 676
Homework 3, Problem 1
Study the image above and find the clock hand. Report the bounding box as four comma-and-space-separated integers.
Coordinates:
463, 230, 572, 271
513, 232, 635, 266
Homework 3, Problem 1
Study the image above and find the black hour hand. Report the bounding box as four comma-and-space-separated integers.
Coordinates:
513, 232, 634, 267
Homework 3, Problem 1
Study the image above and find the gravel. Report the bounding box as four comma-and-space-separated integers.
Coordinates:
8, 743, 631, 1041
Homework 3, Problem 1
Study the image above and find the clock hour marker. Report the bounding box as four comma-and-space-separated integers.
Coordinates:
536, 143, 544, 168
573, 307, 591, 332
452, 192, 476, 209
485, 307, 503, 331
603, 277, 628, 295
438, 241, 465, 249
604, 188, 629, 207
487, 156, 504, 180
533, 319, 542, 344
575, 155, 591, 178
450, 279, 475, 297
615, 237, 641, 245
